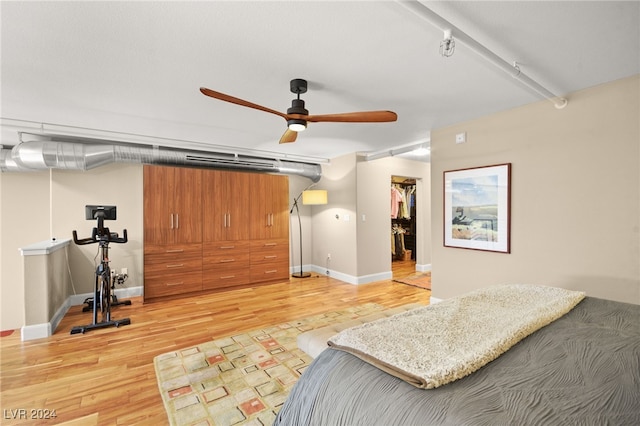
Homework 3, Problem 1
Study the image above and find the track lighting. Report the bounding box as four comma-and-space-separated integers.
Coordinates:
440, 29, 455, 57
398, 1, 568, 108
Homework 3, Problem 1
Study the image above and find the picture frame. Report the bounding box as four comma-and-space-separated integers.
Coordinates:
443, 163, 511, 253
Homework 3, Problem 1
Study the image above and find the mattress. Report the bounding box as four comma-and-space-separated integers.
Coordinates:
274, 297, 640, 425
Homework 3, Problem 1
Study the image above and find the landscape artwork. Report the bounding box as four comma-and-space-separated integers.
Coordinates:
443, 163, 511, 253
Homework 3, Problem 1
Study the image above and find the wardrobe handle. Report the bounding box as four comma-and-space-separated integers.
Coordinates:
227, 213, 231, 228
175, 214, 179, 229
223, 213, 227, 228
165, 249, 184, 253
166, 281, 183, 286
166, 263, 184, 268
170, 214, 174, 229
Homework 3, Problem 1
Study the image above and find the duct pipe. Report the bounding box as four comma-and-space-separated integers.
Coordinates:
397, 0, 568, 109
4, 141, 322, 182
0, 148, 32, 172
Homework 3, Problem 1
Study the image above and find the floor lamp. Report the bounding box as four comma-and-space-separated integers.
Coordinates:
291, 189, 328, 278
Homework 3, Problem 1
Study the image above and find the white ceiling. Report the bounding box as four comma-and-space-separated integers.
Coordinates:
2, 1, 639, 163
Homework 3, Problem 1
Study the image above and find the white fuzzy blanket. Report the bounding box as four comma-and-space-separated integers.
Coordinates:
328, 284, 585, 389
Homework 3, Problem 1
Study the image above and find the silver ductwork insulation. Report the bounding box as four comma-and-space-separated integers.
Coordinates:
1, 141, 322, 182
0, 148, 27, 172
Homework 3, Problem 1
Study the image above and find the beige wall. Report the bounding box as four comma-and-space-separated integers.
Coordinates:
430, 75, 640, 304
312, 153, 359, 278
23, 245, 71, 326
0, 171, 50, 331
356, 155, 431, 277
0, 164, 144, 331
51, 165, 144, 297
309, 153, 430, 283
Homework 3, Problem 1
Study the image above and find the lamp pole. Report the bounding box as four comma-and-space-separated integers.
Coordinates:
290, 193, 311, 278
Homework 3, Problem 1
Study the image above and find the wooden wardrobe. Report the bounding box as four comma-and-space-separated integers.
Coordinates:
143, 165, 289, 301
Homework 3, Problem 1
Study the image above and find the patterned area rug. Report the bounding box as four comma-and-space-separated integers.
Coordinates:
154, 303, 384, 426
394, 271, 431, 290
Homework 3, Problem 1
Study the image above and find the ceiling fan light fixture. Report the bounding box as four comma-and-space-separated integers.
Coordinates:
288, 119, 307, 132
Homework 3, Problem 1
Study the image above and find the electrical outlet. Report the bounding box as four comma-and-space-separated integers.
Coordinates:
121, 267, 128, 275
327, 253, 331, 260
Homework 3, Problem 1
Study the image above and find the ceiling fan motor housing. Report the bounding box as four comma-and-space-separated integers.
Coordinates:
287, 94, 308, 130
287, 99, 308, 116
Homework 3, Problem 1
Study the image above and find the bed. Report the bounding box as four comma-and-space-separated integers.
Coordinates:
274, 287, 640, 425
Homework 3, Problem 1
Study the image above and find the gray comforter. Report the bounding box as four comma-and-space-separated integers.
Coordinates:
274, 297, 640, 425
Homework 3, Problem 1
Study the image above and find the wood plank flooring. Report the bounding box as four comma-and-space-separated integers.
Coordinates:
0, 260, 427, 425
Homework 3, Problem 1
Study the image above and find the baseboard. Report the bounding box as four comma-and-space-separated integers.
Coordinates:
115, 285, 144, 299
50, 297, 72, 337
355, 271, 392, 284
308, 265, 392, 285
289, 264, 314, 276
21, 323, 51, 341
21, 286, 143, 341
415, 263, 432, 273
309, 266, 357, 284
69, 285, 143, 306
430, 296, 443, 304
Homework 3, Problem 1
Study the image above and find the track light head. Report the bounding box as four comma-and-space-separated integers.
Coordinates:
440, 29, 455, 57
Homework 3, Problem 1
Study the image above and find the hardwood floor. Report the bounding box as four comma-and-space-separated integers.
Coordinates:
0, 261, 427, 425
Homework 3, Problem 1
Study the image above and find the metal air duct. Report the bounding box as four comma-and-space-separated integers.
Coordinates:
2, 140, 322, 182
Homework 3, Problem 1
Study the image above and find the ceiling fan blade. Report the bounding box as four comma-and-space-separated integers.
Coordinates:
279, 129, 298, 144
304, 111, 397, 123
200, 87, 287, 120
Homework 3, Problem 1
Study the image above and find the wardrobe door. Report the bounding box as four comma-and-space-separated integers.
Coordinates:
144, 165, 203, 301
268, 175, 289, 239
225, 171, 251, 241
250, 174, 289, 240
144, 165, 202, 244
143, 165, 175, 244
203, 170, 227, 242
173, 167, 202, 243
203, 170, 251, 242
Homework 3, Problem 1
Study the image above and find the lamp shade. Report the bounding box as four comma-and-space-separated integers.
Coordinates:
302, 189, 328, 205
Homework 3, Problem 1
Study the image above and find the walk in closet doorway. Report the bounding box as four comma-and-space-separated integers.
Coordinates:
391, 175, 417, 279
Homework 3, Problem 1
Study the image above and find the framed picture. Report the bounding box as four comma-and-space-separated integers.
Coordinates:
443, 163, 511, 253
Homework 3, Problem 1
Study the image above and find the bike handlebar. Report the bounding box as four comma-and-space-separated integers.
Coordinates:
73, 228, 128, 245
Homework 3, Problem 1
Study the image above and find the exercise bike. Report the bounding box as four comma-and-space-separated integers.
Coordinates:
70, 205, 131, 334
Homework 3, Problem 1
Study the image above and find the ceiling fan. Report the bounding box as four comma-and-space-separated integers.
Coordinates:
200, 79, 397, 144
